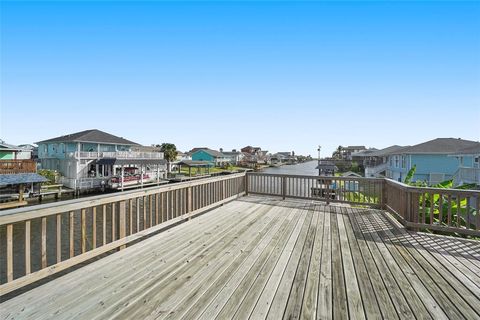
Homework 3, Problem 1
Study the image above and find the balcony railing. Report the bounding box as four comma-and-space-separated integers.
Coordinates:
247, 172, 480, 237
67, 151, 164, 159
454, 167, 480, 185
364, 162, 388, 177
0, 173, 246, 293
0, 160, 36, 174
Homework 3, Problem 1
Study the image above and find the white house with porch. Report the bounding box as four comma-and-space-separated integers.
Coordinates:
37, 129, 167, 191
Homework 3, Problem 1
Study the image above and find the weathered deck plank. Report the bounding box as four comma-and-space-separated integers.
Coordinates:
1, 196, 480, 320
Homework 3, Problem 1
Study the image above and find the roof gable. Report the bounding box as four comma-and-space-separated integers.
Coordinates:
36, 129, 139, 146
193, 148, 225, 158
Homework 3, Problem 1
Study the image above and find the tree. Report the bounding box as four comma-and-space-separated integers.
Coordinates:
332, 145, 343, 159
157, 143, 178, 173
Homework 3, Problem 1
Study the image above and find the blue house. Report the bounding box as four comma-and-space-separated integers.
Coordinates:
37, 129, 166, 190
385, 138, 479, 185
190, 148, 229, 166
452, 143, 480, 186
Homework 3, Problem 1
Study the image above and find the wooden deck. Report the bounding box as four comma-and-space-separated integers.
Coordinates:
1, 196, 480, 319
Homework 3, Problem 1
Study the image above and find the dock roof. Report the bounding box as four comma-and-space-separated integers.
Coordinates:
0, 173, 48, 186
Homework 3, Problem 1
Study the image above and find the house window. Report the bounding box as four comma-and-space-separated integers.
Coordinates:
389, 157, 393, 166
395, 156, 399, 168
401, 156, 406, 168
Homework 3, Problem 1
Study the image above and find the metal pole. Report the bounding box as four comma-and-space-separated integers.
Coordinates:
317, 145, 321, 176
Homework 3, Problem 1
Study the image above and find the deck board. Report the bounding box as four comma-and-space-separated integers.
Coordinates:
2, 196, 480, 320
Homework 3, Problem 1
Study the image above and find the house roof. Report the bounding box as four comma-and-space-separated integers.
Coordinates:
0, 141, 31, 152
36, 129, 139, 146
391, 138, 479, 155
188, 147, 209, 154
222, 151, 242, 156
366, 145, 408, 157
0, 173, 48, 187
454, 143, 480, 155
316, 161, 338, 170
341, 171, 362, 177
350, 148, 379, 157
344, 146, 366, 150
192, 148, 225, 158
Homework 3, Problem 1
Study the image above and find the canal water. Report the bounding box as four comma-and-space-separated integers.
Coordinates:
261, 160, 318, 176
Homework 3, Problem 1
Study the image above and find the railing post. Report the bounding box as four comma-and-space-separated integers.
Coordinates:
282, 176, 286, 200
325, 178, 330, 205
187, 187, 192, 219
119, 200, 126, 250
381, 179, 387, 210
410, 191, 420, 232
245, 172, 249, 196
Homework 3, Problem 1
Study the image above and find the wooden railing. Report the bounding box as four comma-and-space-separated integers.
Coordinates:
0, 160, 36, 174
0, 172, 246, 294
384, 179, 480, 237
246, 172, 384, 207
2, 171, 479, 295
247, 172, 480, 237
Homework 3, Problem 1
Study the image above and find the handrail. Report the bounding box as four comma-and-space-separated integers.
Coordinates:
0, 172, 246, 292
1, 171, 478, 294
0, 173, 246, 224
246, 172, 480, 237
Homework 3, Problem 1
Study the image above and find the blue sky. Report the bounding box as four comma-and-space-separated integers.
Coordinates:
1, 1, 479, 156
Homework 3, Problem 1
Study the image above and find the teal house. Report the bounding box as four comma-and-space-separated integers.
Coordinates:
386, 138, 479, 185
190, 148, 229, 166
37, 129, 166, 190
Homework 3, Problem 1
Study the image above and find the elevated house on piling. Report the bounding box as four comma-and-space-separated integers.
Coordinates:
37, 129, 167, 191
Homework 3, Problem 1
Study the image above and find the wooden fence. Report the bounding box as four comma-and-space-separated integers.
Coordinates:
1, 171, 479, 295
0, 160, 36, 174
384, 179, 480, 237
246, 172, 384, 207
247, 172, 480, 237
0, 173, 246, 294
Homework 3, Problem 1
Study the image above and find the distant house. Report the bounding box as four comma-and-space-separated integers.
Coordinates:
221, 149, 244, 165
342, 146, 366, 160
37, 129, 166, 190
355, 145, 407, 177
0, 140, 33, 160
451, 143, 480, 186
176, 151, 191, 162
385, 138, 479, 185
0, 140, 45, 208
190, 148, 230, 166
241, 146, 269, 164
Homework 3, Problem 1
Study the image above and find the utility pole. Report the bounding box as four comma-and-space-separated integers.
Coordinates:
317, 145, 321, 176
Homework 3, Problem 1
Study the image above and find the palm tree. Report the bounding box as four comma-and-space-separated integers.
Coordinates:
333, 145, 343, 159
157, 143, 178, 173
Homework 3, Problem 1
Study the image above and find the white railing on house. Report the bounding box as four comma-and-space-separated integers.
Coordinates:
454, 167, 480, 186
67, 151, 164, 159
364, 162, 388, 177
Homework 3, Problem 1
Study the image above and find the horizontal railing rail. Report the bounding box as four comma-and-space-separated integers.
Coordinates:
384, 178, 480, 237
2, 171, 478, 295
246, 172, 384, 207
67, 151, 164, 159
246, 172, 480, 237
0, 172, 246, 294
